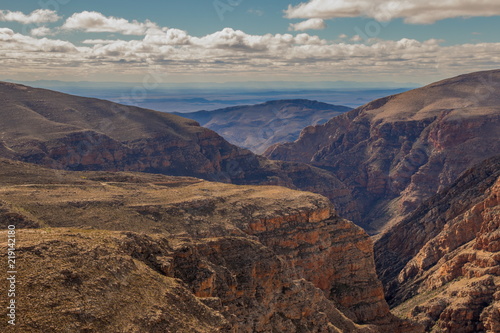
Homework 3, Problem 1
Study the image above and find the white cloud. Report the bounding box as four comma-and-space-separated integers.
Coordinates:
82, 39, 123, 45
285, 0, 500, 24
0, 9, 60, 24
144, 28, 191, 46
62, 11, 158, 35
351, 35, 362, 42
289, 18, 326, 31
339, 34, 348, 39
0, 28, 77, 52
30, 27, 55, 37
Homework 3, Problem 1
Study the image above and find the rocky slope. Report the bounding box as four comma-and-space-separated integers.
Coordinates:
0, 81, 360, 221
173, 100, 351, 154
375, 156, 500, 332
264, 70, 500, 233
0, 159, 419, 332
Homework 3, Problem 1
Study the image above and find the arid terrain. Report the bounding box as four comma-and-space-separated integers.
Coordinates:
376, 156, 500, 332
0, 81, 359, 221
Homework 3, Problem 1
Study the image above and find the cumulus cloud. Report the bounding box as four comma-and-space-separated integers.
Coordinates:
62, 11, 158, 35
285, 0, 500, 24
289, 18, 326, 31
144, 28, 191, 46
82, 39, 124, 45
30, 27, 55, 37
0, 9, 60, 24
0, 28, 77, 52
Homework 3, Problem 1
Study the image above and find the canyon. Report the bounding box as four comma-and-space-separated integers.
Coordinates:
0, 158, 418, 332
0, 81, 359, 222
1, 70, 499, 332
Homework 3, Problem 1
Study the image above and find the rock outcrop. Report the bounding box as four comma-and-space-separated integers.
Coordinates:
265, 70, 500, 233
375, 156, 500, 332
0, 159, 420, 332
173, 100, 351, 154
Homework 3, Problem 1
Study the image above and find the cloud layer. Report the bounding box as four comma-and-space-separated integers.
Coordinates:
1, 10, 499, 82
285, 0, 500, 24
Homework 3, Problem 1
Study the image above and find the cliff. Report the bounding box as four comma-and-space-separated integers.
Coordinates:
265, 70, 500, 233
0, 159, 420, 332
375, 156, 500, 332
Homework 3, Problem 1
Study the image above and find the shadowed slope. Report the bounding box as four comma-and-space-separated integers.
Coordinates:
375, 156, 500, 332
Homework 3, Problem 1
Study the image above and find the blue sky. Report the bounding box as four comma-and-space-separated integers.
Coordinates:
1, 0, 499, 84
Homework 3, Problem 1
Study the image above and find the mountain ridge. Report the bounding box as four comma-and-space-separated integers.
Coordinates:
173, 99, 351, 154
0, 80, 363, 222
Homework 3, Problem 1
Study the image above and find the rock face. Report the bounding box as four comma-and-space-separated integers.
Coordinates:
0, 159, 419, 332
375, 156, 500, 332
0, 81, 357, 219
173, 100, 351, 154
264, 70, 500, 233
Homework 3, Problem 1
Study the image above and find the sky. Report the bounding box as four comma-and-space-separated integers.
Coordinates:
0, 0, 499, 85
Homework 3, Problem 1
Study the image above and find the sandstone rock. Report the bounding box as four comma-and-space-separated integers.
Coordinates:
375, 156, 500, 306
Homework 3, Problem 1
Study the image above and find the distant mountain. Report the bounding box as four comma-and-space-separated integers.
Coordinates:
265, 69, 500, 233
173, 100, 351, 154
0, 81, 356, 219
375, 156, 500, 332
4, 79, 420, 90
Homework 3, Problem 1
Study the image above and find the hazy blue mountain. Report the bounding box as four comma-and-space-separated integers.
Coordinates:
173, 99, 352, 154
